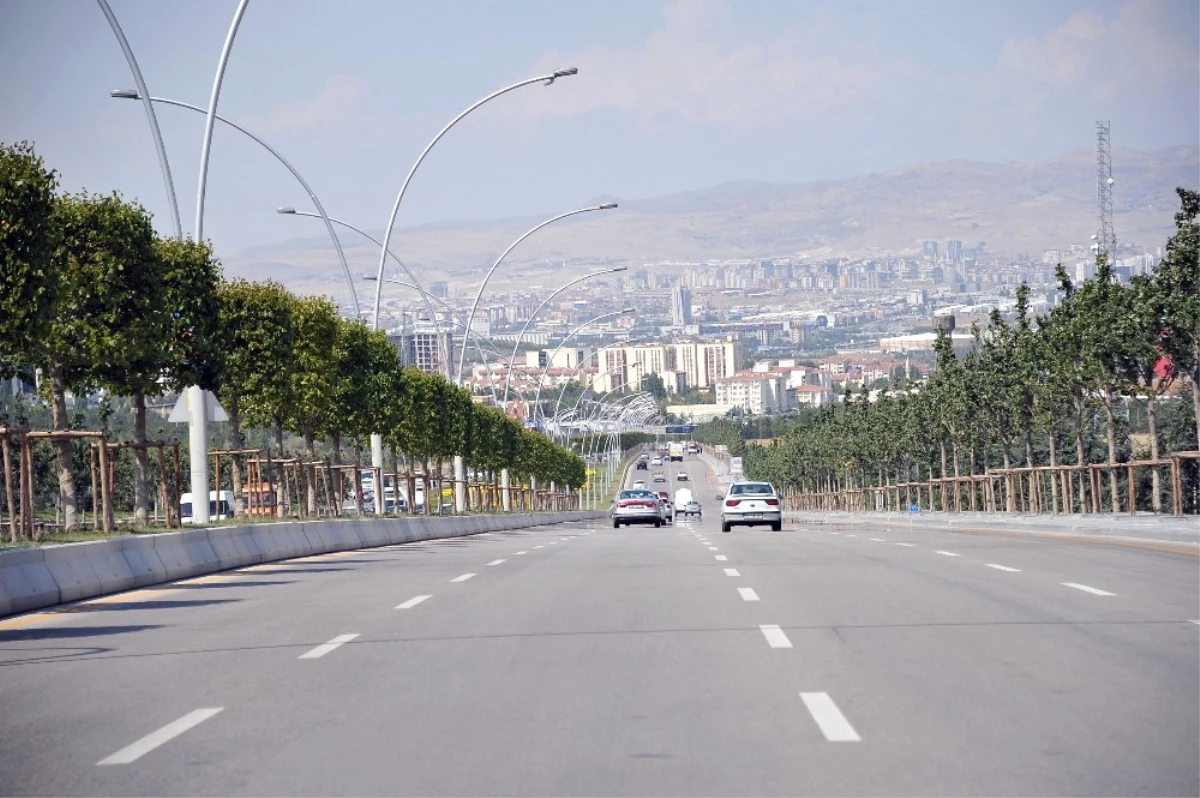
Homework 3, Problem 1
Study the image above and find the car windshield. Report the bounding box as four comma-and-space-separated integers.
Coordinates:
618, 490, 656, 500
730, 483, 774, 496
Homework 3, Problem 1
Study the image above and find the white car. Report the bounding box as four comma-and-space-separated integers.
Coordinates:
676, 472, 689, 481
633, 480, 647, 489
651, 457, 663, 466
721, 481, 782, 532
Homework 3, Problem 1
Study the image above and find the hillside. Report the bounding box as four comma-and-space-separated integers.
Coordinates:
221, 145, 1199, 299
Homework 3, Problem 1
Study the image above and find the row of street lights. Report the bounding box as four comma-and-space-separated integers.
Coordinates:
100, 0, 640, 520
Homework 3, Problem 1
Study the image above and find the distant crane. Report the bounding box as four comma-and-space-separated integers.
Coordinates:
1095, 121, 1117, 263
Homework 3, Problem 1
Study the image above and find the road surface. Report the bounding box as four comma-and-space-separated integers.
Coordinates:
1, 453, 1196, 796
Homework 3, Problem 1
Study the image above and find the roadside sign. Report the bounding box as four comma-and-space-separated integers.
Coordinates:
729, 456, 743, 476
909, 504, 920, 513
167, 389, 228, 423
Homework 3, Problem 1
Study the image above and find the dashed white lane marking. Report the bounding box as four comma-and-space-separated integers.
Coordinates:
395, 595, 432, 609
799, 693, 861, 742
724, 568, 741, 576
548, 541, 558, 545
450, 573, 476, 583
515, 551, 528, 555
299, 633, 359, 660
715, 555, 728, 561
98, 708, 223, 765
533, 545, 545, 549
738, 587, 760, 602
1190, 620, 1200, 625
707, 546, 720, 551
487, 559, 506, 566
896, 542, 915, 547
1063, 582, 1115, 596
844, 534, 856, 538
935, 551, 960, 557
986, 564, 1021, 572
870, 538, 885, 542
759, 624, 793, 648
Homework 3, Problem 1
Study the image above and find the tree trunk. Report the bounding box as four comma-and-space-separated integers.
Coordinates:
1074, 400, 1088, 513
1001, 444, 1014, 512
331, 431, 343, 513
47, 359, 79, 531
273, 419, 286, 513
303, 429, 317, 515
1048, 426, 1060, 514
228, 396, 244, 516
132, 392, 150, 526
1147, 393, 1161, 513
1102, 390, 1119, 513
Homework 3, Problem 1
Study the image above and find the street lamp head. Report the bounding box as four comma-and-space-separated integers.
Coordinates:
609, 266, 628, 273
110, 89, 140, 100
276, 207, 297, 214
545, 67, 579, 85
621, 307, 635, 314
361, 275, 378, 281
598, 203, 618, 210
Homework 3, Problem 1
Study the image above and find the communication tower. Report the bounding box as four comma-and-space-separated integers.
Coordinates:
1096, 121, 1116, 263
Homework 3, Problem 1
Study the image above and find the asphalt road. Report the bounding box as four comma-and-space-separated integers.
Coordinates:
0, 453, 1196, 796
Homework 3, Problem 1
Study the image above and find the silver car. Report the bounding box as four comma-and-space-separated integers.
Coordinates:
721, 481, 782, 532
612, 489, 665, 528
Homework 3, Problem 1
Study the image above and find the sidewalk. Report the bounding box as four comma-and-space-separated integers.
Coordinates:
784, 509, 1200, 553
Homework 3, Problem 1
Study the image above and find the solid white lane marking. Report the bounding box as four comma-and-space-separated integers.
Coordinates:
299, 633, 359, 660
1063, 582, 1115, 596
98, 708, 223, 765
487, 559, 506, 566
515, 550, 528, 555
759, 624, 793, 648
724, 568, 741, 576
935, 551, 960, 557
896, 542, 915, 547
450, 573, 476, 583
738, 587, 760, 602
395, 595, 431, 609
715, 555, 728, 561
799, 693, 861, 742
986, 564, 1021, 572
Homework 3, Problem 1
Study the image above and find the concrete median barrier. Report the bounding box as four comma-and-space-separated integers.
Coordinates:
0, 549, 58, 616
1, 509, 608, 618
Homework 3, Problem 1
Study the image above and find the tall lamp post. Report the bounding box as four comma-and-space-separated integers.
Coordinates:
110, 94, 361, 318
457, 203, 617, 386
500, 266, 628, 406
368, 68, 579, 489
530, 308, 636, 423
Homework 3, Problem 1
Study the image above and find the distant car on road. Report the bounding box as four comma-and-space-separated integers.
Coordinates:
611, 489, 666, 528
651, 457, 663, 466
656, 491, 674, 523
633, 480, 647, 489
676, 472, 689, 481
721, 481, 782, 532
636, 460, 648, 470
652, 472, 666, 483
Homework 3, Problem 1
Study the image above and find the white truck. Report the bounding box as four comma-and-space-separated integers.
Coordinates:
668, 442, 685, 462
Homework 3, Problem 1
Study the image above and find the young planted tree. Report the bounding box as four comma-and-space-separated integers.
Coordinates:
1154, 188, 1200, 449
285, 296, 341, 514
215, 280, 295, 511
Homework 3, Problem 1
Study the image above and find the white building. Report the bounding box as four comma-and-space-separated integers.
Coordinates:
715, 371, 790, 414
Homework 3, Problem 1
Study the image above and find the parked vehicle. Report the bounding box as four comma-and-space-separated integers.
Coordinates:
241, 481, 278, 517
611, 489, 665, 528
180, 490, 235, 524
721, 481, 782, 532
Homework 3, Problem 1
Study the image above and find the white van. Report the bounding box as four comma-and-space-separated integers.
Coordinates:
674, 487, 697, 516
180, 490, 235, 524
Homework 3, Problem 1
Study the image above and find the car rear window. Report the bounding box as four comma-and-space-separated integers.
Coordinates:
730, 483, 774, 496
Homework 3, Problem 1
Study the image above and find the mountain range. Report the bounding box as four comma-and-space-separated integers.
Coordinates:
222, 144, 1199, 301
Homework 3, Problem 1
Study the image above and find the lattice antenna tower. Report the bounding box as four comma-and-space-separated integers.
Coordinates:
1096, 121, 1116, 263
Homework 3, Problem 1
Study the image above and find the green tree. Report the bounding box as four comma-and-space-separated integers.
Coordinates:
0, 141, 59, 377
1154, 188, 1200, 449
286, 296, 341, 513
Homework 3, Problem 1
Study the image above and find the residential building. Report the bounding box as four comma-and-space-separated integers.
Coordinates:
715, 371, 790, 414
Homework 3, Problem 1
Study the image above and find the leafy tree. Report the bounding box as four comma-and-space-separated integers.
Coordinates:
0, 141, 59, 375
1154, 188, 1200, 449
286, 296, 341, 513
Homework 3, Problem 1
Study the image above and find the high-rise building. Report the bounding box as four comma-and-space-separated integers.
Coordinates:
429, 281, 449, 299
390, 327, 452, 376
947, 239, 963, 262
671, 285, 693, 326
923, 241, 938, 259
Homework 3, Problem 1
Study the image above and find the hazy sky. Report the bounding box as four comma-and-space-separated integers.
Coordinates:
2, 0, 1197, 255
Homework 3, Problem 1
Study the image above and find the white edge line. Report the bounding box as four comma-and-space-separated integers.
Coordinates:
1062, 582, 1115, 596
395, 595, 431, 609
98, 708, 224, 765
799, 692, 861, 742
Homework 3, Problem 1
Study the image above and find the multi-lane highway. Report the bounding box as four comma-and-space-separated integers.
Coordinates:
1, 454, 1196, 796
